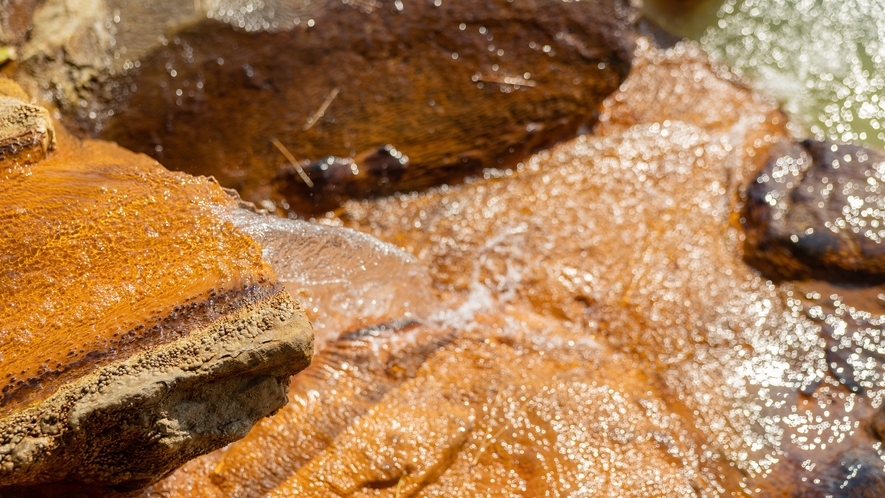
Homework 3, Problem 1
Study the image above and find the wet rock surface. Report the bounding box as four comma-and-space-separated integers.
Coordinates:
743, 139, 885, 282
0, 98, 313, 493
7, 4, 885, 495
132, 41, 885, 496
8, 0, 637, 214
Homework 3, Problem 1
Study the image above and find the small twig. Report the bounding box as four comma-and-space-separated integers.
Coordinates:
345, 0, 378, 11
270, 136, 314, 188
470, 425, 508, 467
303, 87, 339, 131
477, 76, 536, 88
394, 474, 406, 498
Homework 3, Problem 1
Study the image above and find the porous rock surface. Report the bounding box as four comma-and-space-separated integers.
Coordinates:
0, 78, 55, 165
0, 91, 313, 495
743, 138, 885, 281
8, 0, 637, 213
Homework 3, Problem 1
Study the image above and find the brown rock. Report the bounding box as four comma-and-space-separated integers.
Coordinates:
137, 40, 817, 496
0, 0, 40, 47
0, 95, 313, 493
9, 0, 637, 214
743, 138, 885, 282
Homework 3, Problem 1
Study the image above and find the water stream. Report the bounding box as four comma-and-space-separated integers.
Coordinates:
10, 0, 885, 494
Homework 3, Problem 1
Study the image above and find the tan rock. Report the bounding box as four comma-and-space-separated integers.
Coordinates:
0, 78, 55, 166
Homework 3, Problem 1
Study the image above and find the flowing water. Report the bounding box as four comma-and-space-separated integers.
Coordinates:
141, 40, 885, 496
20, 0, 885, 495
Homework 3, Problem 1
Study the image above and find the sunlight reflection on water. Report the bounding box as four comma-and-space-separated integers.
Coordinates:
697, 0, 885, 148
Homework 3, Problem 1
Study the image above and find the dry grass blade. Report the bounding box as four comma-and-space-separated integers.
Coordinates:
476, 75, 536, 88
303, 87, 340, 131
394, 474, 406, 498
270, 136, 314, 188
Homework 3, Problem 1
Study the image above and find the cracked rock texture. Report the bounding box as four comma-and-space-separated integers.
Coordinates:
0, 91, 313, 495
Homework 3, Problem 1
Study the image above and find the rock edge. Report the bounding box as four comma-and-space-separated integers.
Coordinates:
0, 288, 313, 494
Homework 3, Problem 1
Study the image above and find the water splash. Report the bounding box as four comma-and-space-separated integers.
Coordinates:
221, 207, 437, 350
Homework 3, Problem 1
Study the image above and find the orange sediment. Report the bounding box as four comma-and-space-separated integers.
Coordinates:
0, 127, 273, 415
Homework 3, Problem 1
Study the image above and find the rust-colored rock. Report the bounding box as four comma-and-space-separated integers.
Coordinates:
9, 0, 637, 214
97, 38, 885, 497
267, 313, 729, 497
136, 41, 885, 496
0, 92, 313, 494
333, 42, 885, 495
743, 138, 885, 282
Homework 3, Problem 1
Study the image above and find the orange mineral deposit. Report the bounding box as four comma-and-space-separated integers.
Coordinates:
0, 87, 312, 494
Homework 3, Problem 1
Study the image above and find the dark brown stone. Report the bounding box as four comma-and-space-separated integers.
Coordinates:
743, 139, 885, 282
0, 0, 40, 46
89, 0, 636, 214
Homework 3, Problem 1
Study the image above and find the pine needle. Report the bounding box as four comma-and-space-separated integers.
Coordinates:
470, 425, 508, 467
395, 474, 406, 498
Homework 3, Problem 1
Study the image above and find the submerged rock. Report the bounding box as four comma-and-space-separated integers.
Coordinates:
743, 139, 885, 282
0, 96, 313, 494
9, 0, 636, 213
137, 40, 885, 496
